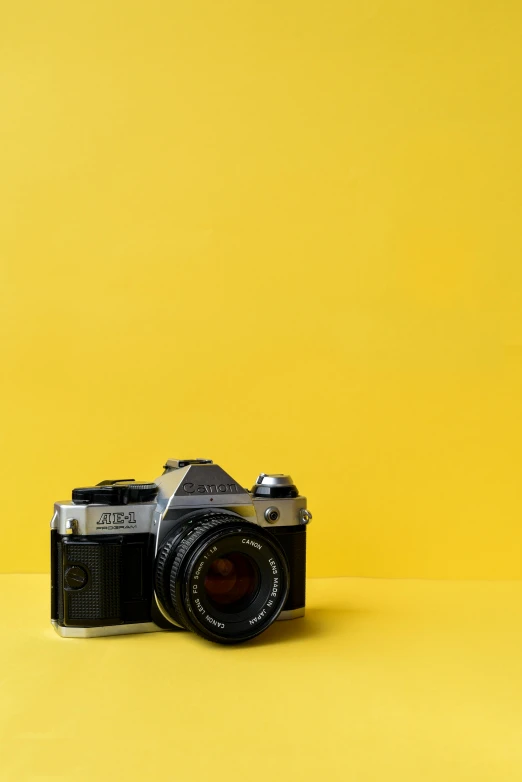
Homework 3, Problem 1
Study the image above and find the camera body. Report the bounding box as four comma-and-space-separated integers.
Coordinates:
51, 459, 311, 644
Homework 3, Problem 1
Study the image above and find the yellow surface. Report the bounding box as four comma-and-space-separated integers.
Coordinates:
1, 575, 522, 781
2, 1, 522, 578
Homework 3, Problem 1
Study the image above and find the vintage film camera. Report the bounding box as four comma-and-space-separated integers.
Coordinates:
51, 459, 311, 644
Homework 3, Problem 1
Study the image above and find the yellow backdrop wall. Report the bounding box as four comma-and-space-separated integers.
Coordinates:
1, 0, 522, 577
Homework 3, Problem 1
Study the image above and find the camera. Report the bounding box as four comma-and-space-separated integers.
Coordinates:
50, 458, 312, 644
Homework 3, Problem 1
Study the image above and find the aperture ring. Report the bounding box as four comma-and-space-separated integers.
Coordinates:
169, 515, 242, 628
154, 530, 183, 622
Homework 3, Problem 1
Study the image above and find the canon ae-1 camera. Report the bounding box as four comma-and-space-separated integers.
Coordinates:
50, 459, 312, 644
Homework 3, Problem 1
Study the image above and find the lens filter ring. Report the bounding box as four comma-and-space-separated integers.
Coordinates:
169, 516, 289, 644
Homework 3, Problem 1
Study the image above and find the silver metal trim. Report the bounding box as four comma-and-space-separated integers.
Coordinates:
299, 508, 312, 525
155, 464, 253, 509
65, 518, 78, 535
51, 620, 162, 638
256, 474, 294, 488
277, 607, 305, 621
252, 495, 307, 527
51, 501, 157, 536
154, 592, 184, 629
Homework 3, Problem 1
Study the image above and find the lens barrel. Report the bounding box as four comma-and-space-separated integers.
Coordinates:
154, 512, 289, 644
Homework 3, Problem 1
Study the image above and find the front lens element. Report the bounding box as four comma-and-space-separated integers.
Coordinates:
204, 552, 260, 612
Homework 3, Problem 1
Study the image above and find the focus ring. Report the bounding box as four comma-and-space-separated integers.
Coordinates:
169, 514, 246, 628
155, 511, 238, 621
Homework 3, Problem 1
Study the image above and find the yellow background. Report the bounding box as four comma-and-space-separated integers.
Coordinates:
2, 0, 522, 578
3, 575, 522, 781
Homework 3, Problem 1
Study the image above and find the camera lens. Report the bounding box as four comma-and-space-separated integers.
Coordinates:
154, 512, 289, 644
204, 552, 260, 612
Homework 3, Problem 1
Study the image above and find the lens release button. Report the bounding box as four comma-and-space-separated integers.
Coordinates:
64, 565, 88, 590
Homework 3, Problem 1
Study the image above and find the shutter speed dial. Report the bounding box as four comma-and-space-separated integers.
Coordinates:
252, 474, 299, 499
